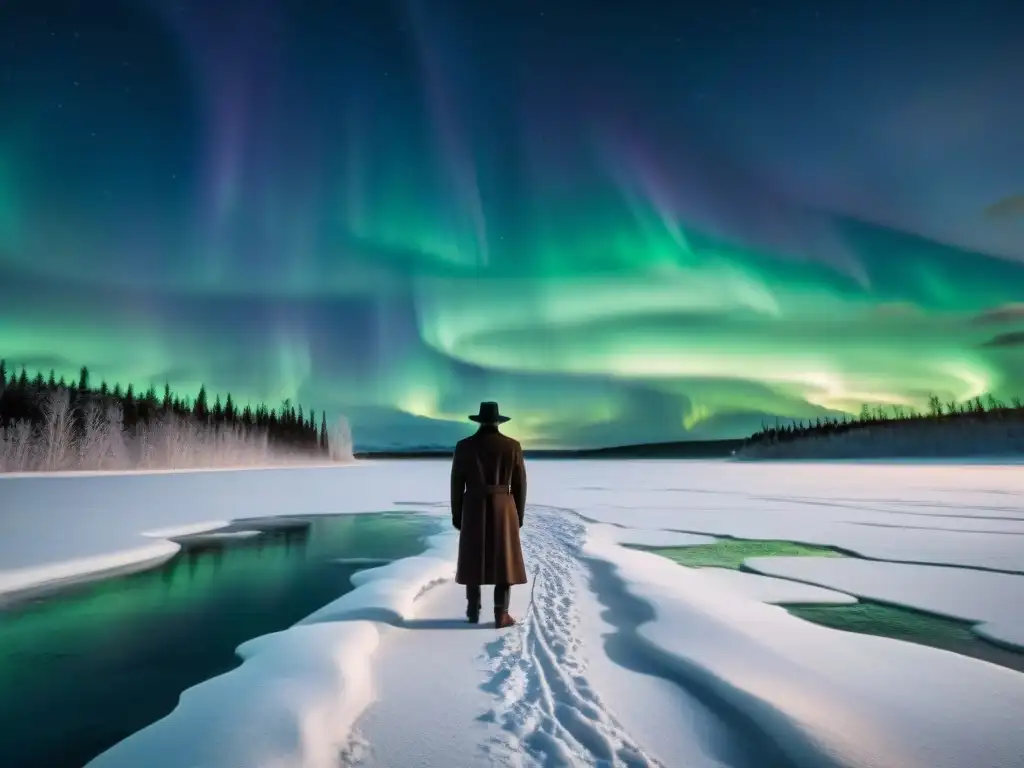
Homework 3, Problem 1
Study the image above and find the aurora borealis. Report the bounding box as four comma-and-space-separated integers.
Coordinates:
1, 1, 1023, 448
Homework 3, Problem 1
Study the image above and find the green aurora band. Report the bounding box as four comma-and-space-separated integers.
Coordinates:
1, 1, 1022, 448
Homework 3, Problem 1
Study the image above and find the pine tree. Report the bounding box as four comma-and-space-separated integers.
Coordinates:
78, 366, 90, 392
121, 384, 135, 427
34, 371, 45, 389
224, 393, 235, 422
0, 358, 6, 387
162, 383, 172, 410
213, 394, 223, 422
320, 412, 328, 452
194, 385, 209, 421
48, 369, 57, 388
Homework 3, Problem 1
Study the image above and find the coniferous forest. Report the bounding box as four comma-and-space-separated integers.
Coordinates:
5, 356, 1023, 467
0, 359, 353, 472
738, 394, 1024, 459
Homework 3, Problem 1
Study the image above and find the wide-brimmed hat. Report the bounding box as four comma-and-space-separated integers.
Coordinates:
469, 401, 510, 424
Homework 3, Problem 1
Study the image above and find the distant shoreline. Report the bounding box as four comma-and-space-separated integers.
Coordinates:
354, 439, 744, 460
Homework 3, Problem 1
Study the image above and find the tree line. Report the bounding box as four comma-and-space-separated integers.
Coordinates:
0, 358, 331, 457
743, 392, 1024, 449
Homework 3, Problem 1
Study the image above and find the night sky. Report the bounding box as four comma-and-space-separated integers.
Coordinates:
1, 0, 1023, 449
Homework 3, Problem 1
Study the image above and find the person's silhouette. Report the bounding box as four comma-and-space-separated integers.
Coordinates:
450, 402, 528, 627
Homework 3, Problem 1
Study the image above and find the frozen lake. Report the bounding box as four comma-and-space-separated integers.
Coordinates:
1, 459, 1022, 768
0, 513, 435, 768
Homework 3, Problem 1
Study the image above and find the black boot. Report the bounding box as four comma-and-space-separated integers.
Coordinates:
466, 585, 481, 624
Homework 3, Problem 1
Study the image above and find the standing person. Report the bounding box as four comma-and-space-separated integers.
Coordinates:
450, 401, 528, 627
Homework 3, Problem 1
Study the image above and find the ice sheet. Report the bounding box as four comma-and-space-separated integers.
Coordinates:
4, 459, 1022, 598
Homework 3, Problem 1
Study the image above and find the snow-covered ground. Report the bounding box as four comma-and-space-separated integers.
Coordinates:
2, 459, 1023, 767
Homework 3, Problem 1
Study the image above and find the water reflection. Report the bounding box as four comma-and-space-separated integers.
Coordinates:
0, 512, 436, 768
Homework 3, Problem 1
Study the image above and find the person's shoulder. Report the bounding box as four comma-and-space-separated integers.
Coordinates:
501, 433, 523, 452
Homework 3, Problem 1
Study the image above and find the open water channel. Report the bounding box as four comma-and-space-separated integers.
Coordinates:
0, 512, 437, 768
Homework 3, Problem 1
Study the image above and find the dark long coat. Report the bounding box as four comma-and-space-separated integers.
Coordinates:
451, 426, 528, 586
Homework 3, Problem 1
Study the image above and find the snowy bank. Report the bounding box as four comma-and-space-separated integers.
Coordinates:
87, 621, 380, 768
0, 540, 180, 600
87, 527, 459, 768
583, 527, 1024, 768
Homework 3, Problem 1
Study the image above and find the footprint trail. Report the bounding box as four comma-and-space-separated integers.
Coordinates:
478, 506, 665, 767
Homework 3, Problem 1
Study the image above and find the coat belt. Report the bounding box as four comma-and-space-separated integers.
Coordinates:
480, 484, 512, 495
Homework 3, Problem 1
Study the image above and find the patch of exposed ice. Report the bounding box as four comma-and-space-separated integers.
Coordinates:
746, 556, 1024, 649
588, 524, 854, 605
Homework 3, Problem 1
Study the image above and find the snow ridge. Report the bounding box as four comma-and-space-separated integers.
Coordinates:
479, 507, 663, 767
